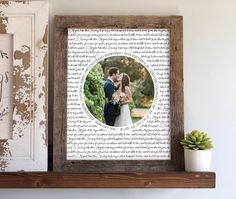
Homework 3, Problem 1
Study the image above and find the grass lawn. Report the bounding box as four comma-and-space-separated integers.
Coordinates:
132, 117, 142, 123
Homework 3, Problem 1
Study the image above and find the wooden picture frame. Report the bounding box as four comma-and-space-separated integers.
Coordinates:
54, 16, 184, 172
0, 1, 48, 171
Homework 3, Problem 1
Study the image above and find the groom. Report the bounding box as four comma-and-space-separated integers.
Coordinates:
104, 67, 120, 126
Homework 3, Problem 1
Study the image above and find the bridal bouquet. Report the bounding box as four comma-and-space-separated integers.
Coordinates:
110, 91, 126, 108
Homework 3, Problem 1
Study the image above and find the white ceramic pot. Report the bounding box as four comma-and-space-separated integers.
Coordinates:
184, 148, 212, 172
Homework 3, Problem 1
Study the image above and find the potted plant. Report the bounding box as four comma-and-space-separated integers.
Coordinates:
180, 130, 213, 171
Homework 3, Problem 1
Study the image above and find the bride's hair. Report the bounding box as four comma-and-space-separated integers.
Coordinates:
121, 73, 130, 93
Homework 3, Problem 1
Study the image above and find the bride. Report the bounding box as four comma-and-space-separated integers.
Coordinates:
114, 73, 133, 127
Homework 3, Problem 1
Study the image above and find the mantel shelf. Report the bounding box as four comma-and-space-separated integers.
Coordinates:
0, 172, 215, 188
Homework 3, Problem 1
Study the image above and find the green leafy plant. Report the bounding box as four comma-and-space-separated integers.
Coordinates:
84, 64, 105, 122
180, 130, 213, 150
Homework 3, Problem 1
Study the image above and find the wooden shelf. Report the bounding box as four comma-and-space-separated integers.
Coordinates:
0, 172, 215, 188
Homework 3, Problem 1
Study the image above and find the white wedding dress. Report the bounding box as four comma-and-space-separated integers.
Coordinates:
114, 95, 133, 127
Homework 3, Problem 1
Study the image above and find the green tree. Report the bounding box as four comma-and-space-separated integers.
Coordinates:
131, 79, 145, 106
84, 64, 105, 122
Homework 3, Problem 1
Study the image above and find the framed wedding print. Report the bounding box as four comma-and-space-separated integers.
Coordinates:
0, 1, 48, 171
54, 16, 184, 172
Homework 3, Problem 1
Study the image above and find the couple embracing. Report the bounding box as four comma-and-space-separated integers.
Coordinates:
104, 67, 133, 127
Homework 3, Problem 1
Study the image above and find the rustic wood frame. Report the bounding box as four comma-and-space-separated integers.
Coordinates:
54, 16, 184, 173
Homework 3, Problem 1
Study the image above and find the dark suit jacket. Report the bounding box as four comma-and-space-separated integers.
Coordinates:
104, 79, 120, 117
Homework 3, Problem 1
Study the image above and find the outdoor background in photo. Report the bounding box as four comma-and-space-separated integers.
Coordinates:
84, 56, 155, 124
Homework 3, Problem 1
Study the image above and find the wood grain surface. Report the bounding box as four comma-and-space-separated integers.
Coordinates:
0, 172, 215, 188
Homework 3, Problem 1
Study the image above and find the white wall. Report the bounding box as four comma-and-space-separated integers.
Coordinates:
1, 0, 236, 198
